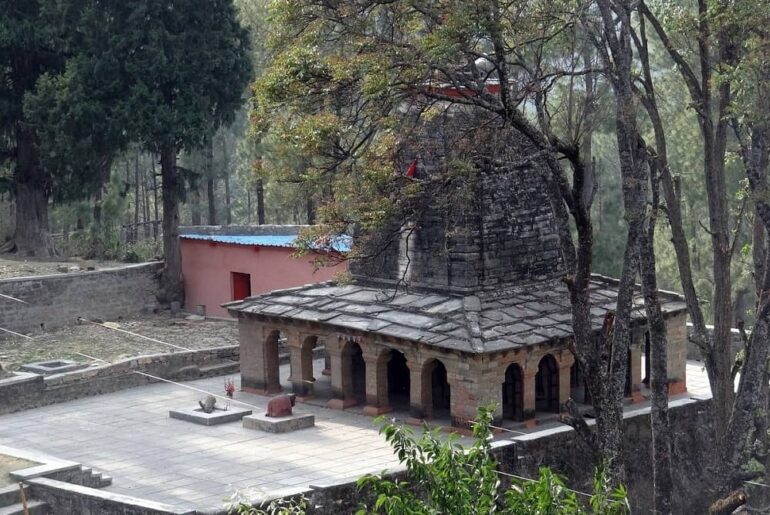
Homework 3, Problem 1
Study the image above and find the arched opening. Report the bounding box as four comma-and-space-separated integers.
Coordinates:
423, 359, 450, 418
502, 363, 523, 421
342, 340, 366, 403
387, 350, 410, 409
535, 354, 559, 413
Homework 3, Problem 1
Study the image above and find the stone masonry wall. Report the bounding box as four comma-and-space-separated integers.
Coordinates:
351, 103, 563, 292
303, 398, 716, 514
0, 345, 239, 415
0, 262, 162, 335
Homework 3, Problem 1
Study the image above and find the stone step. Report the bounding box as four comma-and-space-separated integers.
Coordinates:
0, 500, 48, 515
78, 466, 112, 488
0, 485, 26, 507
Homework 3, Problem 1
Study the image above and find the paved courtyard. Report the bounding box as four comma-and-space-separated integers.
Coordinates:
0, 359, 713, 511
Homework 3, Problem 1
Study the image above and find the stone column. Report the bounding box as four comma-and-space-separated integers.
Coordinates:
558, 365, 572, 409
522, 369, 538, 427
557, 354, 574, 409
287, 332, 315, 398
408, 359, 429, 422
238, 318, 281, 394
665, 312, 688, 395
326, 339, 357, 410
363, 349, 391, 416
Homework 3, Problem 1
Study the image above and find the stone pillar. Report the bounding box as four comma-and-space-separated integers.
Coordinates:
238, 318, 281, 394
287, 332, 315, 398
557, 353, 574, 409
363, 350, 391, 416
522, 369, 537, 427
449, 378, 476, 429
408, 359, 428, 422
558, 365, 571, 409
665, 312, 688, 395
326, 339, 357, 410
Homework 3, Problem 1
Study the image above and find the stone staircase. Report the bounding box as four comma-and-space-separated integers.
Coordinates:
0, 464, 112, 515
0, 484, 48, 515
74, 466, 112, 489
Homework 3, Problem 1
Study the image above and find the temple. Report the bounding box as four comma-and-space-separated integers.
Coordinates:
226, 102, 688, 428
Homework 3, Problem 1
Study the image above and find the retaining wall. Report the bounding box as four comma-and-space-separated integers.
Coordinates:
302, 398, 717, 514
0, 262, 162, 336
686, 322, 744, 361
0, 346, 239, 415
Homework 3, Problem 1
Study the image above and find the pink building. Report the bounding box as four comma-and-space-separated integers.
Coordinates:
180, 225, 348, 318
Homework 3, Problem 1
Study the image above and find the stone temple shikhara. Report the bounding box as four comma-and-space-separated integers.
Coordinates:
226, 99, 688, 429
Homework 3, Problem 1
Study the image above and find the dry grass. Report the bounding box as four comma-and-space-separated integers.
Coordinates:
0, 255, 124, 279
0, 314, 238, 371
0, 455, 38, 487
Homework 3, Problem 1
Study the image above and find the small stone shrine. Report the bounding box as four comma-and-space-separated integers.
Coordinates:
226, 100, 688, 428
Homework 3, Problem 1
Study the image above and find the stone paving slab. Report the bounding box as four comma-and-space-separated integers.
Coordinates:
0, 362, 415, 511
0, 359, 711, 511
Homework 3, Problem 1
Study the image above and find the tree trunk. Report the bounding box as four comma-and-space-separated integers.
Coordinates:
205, 136, 216, 225
247, 189, 252, 224
256, 179, 265, 225
190, 184, 202, 226
222, 136, 232, 225
638, 177, 673, 514
592, 2, 672, 504
160, 142, 183, 304
306, 196, 315, 224
12, 125, 55, 257
152, 155, 159, 241
207, 178, 216, 225
134, 154, 140, 240
142, 156, 151, 240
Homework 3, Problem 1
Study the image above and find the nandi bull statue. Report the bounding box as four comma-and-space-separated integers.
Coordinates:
266, 394, 296, 418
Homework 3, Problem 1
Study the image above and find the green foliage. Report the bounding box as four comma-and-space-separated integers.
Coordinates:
356, 407, 630, 515
226, 492, 308, 515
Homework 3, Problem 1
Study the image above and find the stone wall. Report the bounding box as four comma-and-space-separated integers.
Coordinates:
0, 346, 239, 415
687, 322, 744, 362
302, 398, 717, 514
28, 477, 196, 515
0, 262, 162, 335
351, 104, 564, 292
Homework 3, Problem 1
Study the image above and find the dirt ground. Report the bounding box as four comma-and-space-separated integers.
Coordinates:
0, 455, 38, 487
0, 314, 238, 371
0, 255, 125, 279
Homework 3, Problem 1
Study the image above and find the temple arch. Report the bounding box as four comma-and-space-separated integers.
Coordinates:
502, 363, 524, 421
535, 354, 559, 413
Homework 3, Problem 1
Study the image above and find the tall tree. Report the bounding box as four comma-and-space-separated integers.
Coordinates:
632, 1, 770, 505
107, 0, 252, 301
0, 0, 63, 256
591, 1, 673, 510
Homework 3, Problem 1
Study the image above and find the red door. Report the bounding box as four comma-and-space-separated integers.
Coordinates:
232, 272, 251, 301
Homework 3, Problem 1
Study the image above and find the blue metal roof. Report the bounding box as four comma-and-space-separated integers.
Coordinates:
180, 233, 351, 252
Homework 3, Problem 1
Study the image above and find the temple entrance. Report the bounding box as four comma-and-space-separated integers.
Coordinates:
535, 354, 559, 413
502, 363, 523, 421
424, 359, 450, 418
351, 344, 366, 403
387, 350, 410, 408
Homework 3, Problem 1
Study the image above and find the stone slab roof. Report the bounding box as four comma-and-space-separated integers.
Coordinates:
225, 277, 687, 354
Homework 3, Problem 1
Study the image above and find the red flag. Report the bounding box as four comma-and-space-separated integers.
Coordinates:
405, 159, 417, 178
